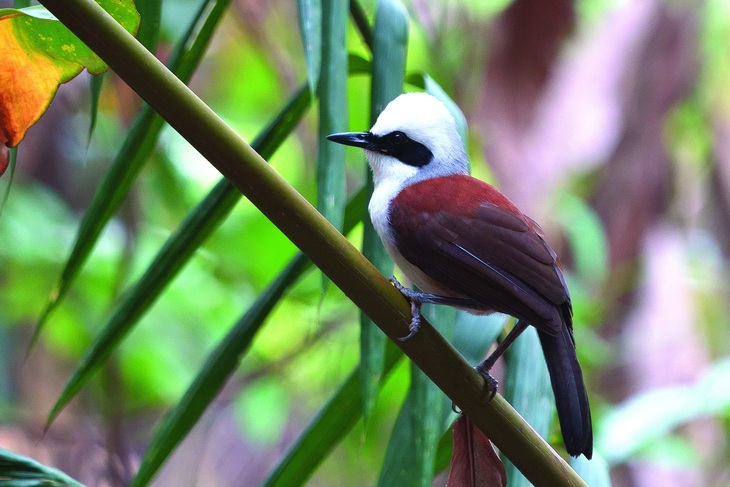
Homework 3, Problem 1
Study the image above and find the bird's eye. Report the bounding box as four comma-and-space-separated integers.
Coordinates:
389, 131, 407, 145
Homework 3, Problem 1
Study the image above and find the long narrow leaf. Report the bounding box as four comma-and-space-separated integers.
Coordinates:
377, 386, 427, 485
130, 256, 309, 487
369, 0, 408, 118
379, 304, 510, 486
297, 0, 321, 94
46, 54, 373, 426
503, 327, 555, 487
87, 0, 159, 159
432, 311, 509, 475
130, 186, 367, 487
0, 448, 85, 487
33, 0, 230, 344
349, 0, 373, 50
378, 304, 452, 487
134, 0, 161, 52
46, 85, 311, 426
263, 340, 404, 487
570, 453, 612, 487
268, 307, 506, 487
0, 147, 17, 216
360, 0, 408, 422
316, 0, 348, 233
86, 74, 103, 146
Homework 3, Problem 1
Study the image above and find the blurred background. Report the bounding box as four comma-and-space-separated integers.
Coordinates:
1, 0, 729, 485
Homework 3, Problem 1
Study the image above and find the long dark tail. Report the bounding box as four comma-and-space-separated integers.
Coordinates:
537, 326, 593, 458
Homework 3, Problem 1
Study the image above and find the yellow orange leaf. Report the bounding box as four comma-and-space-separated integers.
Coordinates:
0, 2, 139, 151
0, 20, 73, 148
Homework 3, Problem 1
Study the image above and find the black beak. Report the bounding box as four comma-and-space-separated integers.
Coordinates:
326, 132, 373, 149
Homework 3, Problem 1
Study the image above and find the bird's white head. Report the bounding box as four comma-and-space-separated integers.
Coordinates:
327, 92, 469, 189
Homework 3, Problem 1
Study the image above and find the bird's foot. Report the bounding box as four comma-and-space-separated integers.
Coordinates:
475, 360, 499, 401
388, 276, 424, 341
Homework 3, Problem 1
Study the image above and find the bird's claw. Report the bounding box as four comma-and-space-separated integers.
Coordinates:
389, 276, 423, 340
483, 374, 499, 402
475, 362, 499, 402
398, 299, 422, 341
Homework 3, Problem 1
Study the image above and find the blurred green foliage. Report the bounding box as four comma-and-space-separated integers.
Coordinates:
1, 0, 729, 485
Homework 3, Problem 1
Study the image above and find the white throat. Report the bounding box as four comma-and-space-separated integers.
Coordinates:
367, 152, 418, 247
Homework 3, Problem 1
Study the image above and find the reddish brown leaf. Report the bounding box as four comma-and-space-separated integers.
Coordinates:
446, 416, 507, 487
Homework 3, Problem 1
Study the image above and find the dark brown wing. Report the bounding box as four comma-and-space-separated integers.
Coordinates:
390, 187, 570, 337
389, 176, 591, 457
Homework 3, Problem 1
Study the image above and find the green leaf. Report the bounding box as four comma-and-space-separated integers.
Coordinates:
599, 357, 730, 463
86, 74, 103, 146
0, 147, 17, 215
570, 453, 612, 487
44, 49, 373, 425
360, 0, 408, 423
263, 341, 404, 487
297, 0, 321, 94
503, 327, 555, 487
554, 192, 608, 285
349, 52, 371, 74
0, 2, 139, 75
135, 0, 161, 52
129, 256, 309, 487
316, 0, 348, 234
131, 186, 368, 487
45, 84, 311, 427
349, 0, 373, 49
378, 304, 458, 487
378, 363, 444, 487
370, 0, 409, 119
378, 383, 430, 486
33, 0, 230, 346
0, 448, 85, 487
429, 311, 508, 475
450, 311, 507, 366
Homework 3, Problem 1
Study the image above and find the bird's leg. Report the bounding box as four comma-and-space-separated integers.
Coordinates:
475, 320, 529, 400
388, 276, 480, 340
388, 276, 426, 340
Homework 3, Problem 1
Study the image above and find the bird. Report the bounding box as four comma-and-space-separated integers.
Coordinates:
326, 92, 593, 459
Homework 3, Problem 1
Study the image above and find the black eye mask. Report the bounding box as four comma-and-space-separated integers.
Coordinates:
373, 131, 433, 167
